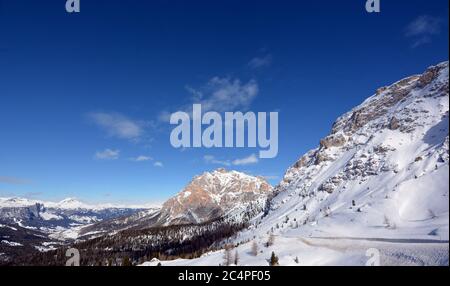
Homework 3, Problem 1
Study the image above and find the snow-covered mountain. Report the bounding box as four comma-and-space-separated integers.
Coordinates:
266, 61, 449, 240
143, 61, 449, 266
0, 197, 159, 264
0, 197, 157, 210
0, 197, 152, 242
158, 169, 273, 225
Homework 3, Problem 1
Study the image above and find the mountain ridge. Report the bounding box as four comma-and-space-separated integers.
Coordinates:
0, 197, 160, 210
77, 169, 273, 238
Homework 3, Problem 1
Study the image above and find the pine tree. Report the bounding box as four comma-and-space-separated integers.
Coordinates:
122, 256, 132, 267
269, 252, 279, 266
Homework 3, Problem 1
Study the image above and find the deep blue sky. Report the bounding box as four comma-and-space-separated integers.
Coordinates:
0, 0, 448, 204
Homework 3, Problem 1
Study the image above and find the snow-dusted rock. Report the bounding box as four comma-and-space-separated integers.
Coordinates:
159, 169, 273, 225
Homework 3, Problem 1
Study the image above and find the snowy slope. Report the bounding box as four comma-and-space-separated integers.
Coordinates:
254, 61, 449, 243
143, 61, 449, 266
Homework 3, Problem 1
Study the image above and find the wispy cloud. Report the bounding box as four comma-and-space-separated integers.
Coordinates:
204, 154, 259, 167
157, 111, 172, 123
94, 149, 120, 160
192, 77, 258, 112
153, 161, 164, 168
159, 77, 258, 122
87, 112, 144, 141
23, 192, 43, 199
203, 155, 231, 166
232, 154, 259, 166
130, 155, 153, 162
0, 190, 16, 197
247, 54, 272, 70
0, 176, 31, 185
405, 15, 443, 48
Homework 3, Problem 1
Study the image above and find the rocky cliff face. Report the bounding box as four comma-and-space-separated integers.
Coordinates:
280, 62, 449, 194
158, 169, 273, 225
238, 61, 449, 245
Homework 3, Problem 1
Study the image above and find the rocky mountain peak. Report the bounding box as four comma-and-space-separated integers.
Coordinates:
284, 62, 449, 174
265, 62, 449, 237
158, 169, 273, 225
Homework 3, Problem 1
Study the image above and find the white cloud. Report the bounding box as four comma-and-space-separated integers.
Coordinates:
405, 15, 443, 48
204, 154, 259, 166
0, 176, 31, 185
247, 54, 272, 69
196, 77, 258, 112
94, 149, 120, 160
159, 77, 258, 122
185, 86, 203, 101
232, 154, 259, 166
130, 155, 153, 162
157, 111, 172, 123
154, 161, 164, 167
87, 112, 143, 141
203, 155, 231, 166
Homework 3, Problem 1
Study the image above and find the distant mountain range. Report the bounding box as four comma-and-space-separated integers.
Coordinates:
0, 197, 159, 210
0, 197, 155, 232
0, 197, 157, 263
